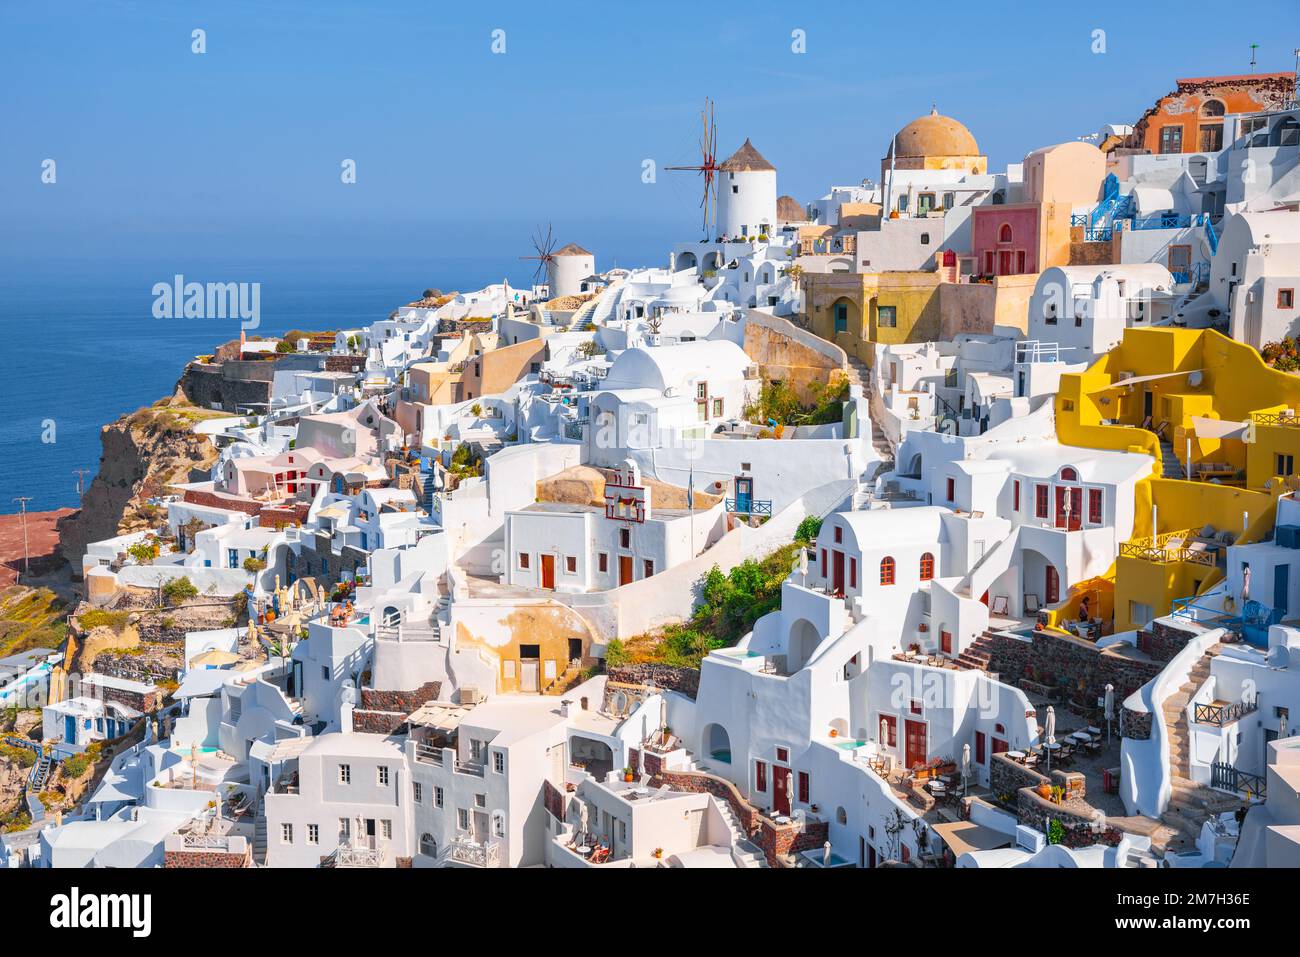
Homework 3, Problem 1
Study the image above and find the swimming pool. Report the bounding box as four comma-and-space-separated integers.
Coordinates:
834, 739, 868, 750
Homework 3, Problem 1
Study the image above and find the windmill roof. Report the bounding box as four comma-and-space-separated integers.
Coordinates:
554, 243, 593, 257
720, 139, 775, 172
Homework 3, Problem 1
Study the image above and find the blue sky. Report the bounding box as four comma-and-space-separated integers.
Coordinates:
2, 0, 1296, 274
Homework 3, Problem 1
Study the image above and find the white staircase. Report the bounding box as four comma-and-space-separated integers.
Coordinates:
711, 796, 769, 868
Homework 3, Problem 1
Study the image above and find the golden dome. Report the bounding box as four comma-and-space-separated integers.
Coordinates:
886, 107, 980, 160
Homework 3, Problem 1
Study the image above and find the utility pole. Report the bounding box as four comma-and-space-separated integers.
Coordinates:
1250, 43, 1259, 73
73, 469, 92, 496
12, 497, 32, 577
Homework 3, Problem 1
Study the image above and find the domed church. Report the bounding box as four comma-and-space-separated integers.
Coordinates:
881, 106, 987, 180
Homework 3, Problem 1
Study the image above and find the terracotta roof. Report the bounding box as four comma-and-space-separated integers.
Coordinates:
553, 243, 593, 257
720, 139, 776, 172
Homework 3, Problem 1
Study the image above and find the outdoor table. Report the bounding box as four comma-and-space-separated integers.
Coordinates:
575, 845, 592, 856
928, 780, 946, 792
1086, 726, 1102, 736
1070, 731, 1091, 742
1045, 742, 1061, 750
1006, 750, 1025, 761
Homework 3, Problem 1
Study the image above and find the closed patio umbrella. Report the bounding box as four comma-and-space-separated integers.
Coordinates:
823, 840, 832, 867
961, 742, 971, 797
1044, 706, 1057, 773
1104, 684, 1115, 743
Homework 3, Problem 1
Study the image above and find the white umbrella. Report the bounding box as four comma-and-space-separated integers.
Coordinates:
961, 742, 971, 797
1104, 684, 1115, 743
1281, 712, 1289, 738
880, 718, 889, 748
823, 841, 832, 867
1044, 705, 1057, 772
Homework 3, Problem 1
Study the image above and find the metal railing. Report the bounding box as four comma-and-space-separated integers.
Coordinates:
725, 498, 772, 515
1210, 761, 1266, 799
1194, 698, 1259, 726
413, 742, 444, 765
1119, 539, 1217, 566
1251, 410, 1300, 428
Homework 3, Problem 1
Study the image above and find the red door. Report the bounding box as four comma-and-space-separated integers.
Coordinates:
1055, 487, 1082, 530
904, 720, 927, 771
975, 731, 987, 764
940, 630, 953, 654
772, 765, 792, 816
832, 551, 845, 595
998, 250, 1013, 275
1045, 565, 1060, 604
541, 554, 555, 590
618, 555, 633, 586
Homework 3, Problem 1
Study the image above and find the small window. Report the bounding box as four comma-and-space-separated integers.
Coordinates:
697, 382, 708, 399
1280, 289, 1295, 310
493, 751, 505, 774
919, 552, 935, 581
880, 716, 897, 747
880, 556, 896, 586
920, 232, 930, 245
998, 223, 1013, 244
435, 786, 444, 809
338, 764, 351, 785
834, 525, 843, 544
643, 559, 654, 578
307, 824, 319, 845
413, 783, 423, 804
381, 819, 392, 840
281, 823, 294, 844
878, 305, 897, 328
565, 555, 577, 574
850, 557, 857, 589
339, 818, 350, 840
598, 552, 608, 573
518, 552, 530, 570
776, 746, 789, 763
1035, 484, 1049, 519
1088, 488, 1103, 524
946, 477, 955, 502
797, 771, 810, 804
712, 398, 724, 417
910, 699, 923, 715
755, 760, 768, 792
377, 765, 389, 786
619, 528, 630, 548
457, 808, 470, 831
1013, 480, 1021, 512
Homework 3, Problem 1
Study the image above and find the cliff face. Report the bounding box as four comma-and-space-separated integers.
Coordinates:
57, 391, 222, 571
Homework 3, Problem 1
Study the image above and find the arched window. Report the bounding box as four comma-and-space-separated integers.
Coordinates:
1060, 467, 1078, 482
880, 556, 896, 586
998, 223, 1013, 244
836, 806, 848, 825
419, 833, 437, 857
919, 552, 935, 581
1201, 99, 1225, 117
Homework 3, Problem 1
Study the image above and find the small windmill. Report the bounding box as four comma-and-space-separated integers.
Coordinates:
667, 98, 721, 238
520, 223, 558, 291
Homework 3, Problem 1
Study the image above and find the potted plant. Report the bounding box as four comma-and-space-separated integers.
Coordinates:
623, 766, 635, 783
1036, 781, 1052, 800
652, 847, 664, 859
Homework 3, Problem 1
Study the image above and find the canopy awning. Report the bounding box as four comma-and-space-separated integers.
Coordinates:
1088, 369, 1202, 393
407, 702, 471, 731
931, 820, 1014, 857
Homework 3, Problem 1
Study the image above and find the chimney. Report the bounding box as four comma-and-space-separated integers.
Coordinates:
560, 699, 572, 718
580, 696, 589, 711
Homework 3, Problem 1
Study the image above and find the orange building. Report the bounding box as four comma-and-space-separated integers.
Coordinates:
1133, 73, 1294, 154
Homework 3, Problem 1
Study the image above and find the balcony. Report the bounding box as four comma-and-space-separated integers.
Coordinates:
725, 498, 772, 515
1194, 698, 1259, 726
444, 838, 501, 868
1118, 530, 1217, 567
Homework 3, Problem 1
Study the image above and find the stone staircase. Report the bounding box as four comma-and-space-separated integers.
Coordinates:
1158, 643, 1240, 849
1157, 436, 1185, 480
252, 805, 268, 866
713, 797, 769, 868
955, 631, 998, 672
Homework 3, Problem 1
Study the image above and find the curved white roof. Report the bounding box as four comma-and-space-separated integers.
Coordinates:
601, 340, 752, 394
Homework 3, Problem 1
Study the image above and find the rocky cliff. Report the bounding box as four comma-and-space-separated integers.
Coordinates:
57, 390, 223, 572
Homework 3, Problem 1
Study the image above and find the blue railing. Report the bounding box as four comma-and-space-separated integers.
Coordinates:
725, 499, 772, 515
1204, 215, 1219, 255
1170, 595, 1282, 647
1130, 212, 1194, 230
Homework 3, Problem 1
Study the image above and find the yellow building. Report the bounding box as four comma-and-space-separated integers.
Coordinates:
1054, 327, 1300, 632
803, 270, 945, 364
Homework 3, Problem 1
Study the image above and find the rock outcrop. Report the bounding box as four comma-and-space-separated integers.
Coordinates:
57, 391, 222, 572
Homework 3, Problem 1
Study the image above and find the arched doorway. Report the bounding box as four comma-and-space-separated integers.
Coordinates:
703, 723, 732, 764
788, 618, 822, 671
675, 251, 698, 272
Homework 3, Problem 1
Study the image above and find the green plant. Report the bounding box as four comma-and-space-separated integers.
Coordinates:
61, 753, 92, 779
127, 541, 158, 563
1047, 818, 1065, 845
469, 403, 483, 417
795, 516, 823, 544
161, 576, 199, 606
243, 556, 267, 573
605, 638, 629, 667
275, 339, 294, 353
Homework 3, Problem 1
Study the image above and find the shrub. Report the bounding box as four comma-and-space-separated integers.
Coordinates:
61, 753, 92, 779
78, 610, 131, 633
242, 557, 267, 573
795, 516, 823, 544
275, 339, 295, 353
161, 576, 199, 606
605, 639, 629, 667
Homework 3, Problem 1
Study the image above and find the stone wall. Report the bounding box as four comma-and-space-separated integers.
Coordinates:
1121, 705, 1153, 740
741, 310, 846, 405
353, 681, 441, 734
607, 664, 699, 699
985, 629, 1163, 711
758, 818, 829, 867
164, 848, 252, 868
650, 770, 760, 835
1142, 618, 1202, 663
92, 654, 175, 685
179, 362, 275, 413
99, 681, 163, 714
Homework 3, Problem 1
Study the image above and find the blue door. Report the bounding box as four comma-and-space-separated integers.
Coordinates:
64, 715, 76, 742
1275, 563, 1290, 615
735, 477, 753, 513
